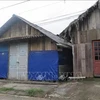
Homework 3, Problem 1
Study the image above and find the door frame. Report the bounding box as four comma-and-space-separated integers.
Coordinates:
92, 40, 100, 77
8, 42, 29, 80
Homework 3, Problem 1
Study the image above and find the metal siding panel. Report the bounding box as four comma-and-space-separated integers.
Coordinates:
9, 43, 28, 80
0, 52, 8, 78
0, 44, 8, 79
9, 44, 18, 79
18, 43, 28, 80
28, 50, 59, 81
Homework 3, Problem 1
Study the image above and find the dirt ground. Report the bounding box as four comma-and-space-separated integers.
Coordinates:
0, 78, 100, 100
48, 78, 100, 100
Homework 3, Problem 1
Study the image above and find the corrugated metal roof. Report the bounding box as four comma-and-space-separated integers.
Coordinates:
0, 14, 71, 48
0, 35, 44, 42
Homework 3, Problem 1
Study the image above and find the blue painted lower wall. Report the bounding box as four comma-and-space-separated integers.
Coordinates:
0, 51, 8, 78
28, 50, 59, 81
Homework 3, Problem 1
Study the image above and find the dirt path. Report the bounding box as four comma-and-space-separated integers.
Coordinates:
0, 94, 47, 100
48, 79, 100, 100
0, 79, 100, 100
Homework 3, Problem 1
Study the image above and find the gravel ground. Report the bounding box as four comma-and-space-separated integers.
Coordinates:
0, 78, 100, 100
48, 78, 100, 100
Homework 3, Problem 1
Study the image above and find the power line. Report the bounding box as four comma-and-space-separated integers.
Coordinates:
0, 0, 97, 25
36, 14, 79, 25
34, 9, 86, 24
0, 0, 97, 12
18, 2, 60, 15
17, 1, 96, 23
18, 0, 97, 15
0, 0, 30, 11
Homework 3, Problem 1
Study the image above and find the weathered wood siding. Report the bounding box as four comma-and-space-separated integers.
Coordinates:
1, 20, 42, 38
29, 37, 57, 51
79, 9, 100, 31
72, 9, 100, 77
1, 20, 57, 51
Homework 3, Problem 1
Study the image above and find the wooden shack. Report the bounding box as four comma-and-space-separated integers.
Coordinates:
0, 14, 72, 81
60, 1, 100, 77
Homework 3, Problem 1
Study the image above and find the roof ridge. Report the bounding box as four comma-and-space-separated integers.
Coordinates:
0, 14, 71, 47
60, 0, 99, 36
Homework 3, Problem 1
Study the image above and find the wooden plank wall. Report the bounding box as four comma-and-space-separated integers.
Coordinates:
73, 29, 98, 77
29, 37, 57, 51
1, 20, 57, 51
1, 20, 42, 38
72, 9, 100, 77
1, 21, 26, 38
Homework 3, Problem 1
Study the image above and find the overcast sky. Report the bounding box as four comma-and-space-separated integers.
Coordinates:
0, 0, 97, 34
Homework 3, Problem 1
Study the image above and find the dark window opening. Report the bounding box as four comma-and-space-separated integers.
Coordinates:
95, 56, 98, 60
94, 41, 100, 60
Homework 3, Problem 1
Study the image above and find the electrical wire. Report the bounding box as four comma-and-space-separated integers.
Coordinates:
0, 0, 97, 25
36, 14, 79, 25
18, 2, 60, 15
34, 9, 86, 24
0, 0, 30, 11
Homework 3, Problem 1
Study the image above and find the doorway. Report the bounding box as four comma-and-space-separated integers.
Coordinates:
9, 43, 28, 80
93, 41, 100, 76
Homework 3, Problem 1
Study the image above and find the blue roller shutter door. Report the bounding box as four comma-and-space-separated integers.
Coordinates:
0, 44, 8, 79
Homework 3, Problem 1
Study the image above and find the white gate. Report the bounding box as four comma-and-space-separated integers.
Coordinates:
9, 43, 28, 80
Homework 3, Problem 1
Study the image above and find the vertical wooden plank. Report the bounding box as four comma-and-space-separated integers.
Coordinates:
95, 9, 100, 29
42, 37, 45, 50
45, 38, 51, 50
85, 43, 93, 77
88, 11, 96, 30
77, 44, 82, 77
80, 44, 86, 76
73, 44, 82, 77
21, 21, 26, 36
72, 45, 76, 77
96, 29, 100, 39
77, 31, 80, 44
80, 31, 87, 43
26, 24, 28, 35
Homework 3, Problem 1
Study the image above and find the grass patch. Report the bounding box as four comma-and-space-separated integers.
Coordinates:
0, 87, 14, 92
25, 89, 44, 96
0, 87, 45, 97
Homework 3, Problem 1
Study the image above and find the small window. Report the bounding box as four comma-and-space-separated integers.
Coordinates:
95, 56, 98, 60
93, 41, 100, 60
94, 42, 98, 47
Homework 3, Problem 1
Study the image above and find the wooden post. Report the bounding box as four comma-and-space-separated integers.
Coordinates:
26, 24, 28, 35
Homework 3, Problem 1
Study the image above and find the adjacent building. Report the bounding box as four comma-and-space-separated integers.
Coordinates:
60, 1, 100, 77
